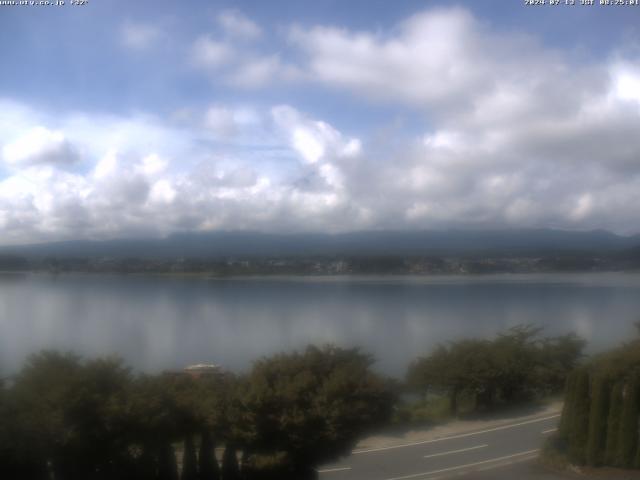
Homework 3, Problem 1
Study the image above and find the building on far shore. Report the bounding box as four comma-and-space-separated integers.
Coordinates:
183, 363, 221, 379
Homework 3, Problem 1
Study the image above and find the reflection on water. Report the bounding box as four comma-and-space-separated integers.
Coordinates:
1, 272, 640, 376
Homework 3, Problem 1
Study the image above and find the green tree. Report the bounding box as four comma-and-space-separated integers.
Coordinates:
242, 345, 394, 478
63, 357, 135, 479
492, 325, 541, 403
586, 374, 610, 466
407, 344, 458, 412
408, 340, 495, 414
10, 352, 134, 480
10, 351, 83, 477
127, 374, 191, 470
537, 333, 586, 395
408, 326, 584, 417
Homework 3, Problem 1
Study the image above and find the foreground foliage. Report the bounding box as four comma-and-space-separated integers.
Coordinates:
557, 325, 640, 469
0, 346, 393, 480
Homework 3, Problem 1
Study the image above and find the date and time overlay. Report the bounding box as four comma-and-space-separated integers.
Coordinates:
1, 0, 640, 7
0, 0, 87, 7
525, 0, 639, 6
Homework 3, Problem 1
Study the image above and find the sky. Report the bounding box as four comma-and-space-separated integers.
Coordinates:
1, 0, 640, 245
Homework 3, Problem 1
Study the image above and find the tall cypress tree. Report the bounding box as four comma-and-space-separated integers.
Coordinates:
616, 378, 640, 468
221, 445, 240, 480
182, 435, 198, 480
605, 382, 624, 466
568, 369, 590, 465
586, 374, 610, 466
558, 371, 578, 441
198, 431, 220, 480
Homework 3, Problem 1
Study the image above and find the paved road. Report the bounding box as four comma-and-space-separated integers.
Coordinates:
318, 413, 562, 480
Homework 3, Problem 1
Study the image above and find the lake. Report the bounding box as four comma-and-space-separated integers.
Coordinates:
1, 272, 639, 377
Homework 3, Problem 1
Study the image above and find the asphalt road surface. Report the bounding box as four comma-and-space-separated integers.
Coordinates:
318, 413, 563, 480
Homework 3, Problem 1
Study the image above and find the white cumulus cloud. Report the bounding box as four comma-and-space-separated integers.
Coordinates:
217, 10, 262, 40
2, 127, 78, 167
4, 1, 640, 246
190, 35, 233, 69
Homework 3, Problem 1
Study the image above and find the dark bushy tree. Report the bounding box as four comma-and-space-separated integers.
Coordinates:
242, 345, 394, 477
492, 326, 542, 402
9, 352, 134, 480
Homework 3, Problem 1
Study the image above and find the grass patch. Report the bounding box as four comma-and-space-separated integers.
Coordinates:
392, 396, 451, 425
540, 434, 571, 470
392, 393, 478, 426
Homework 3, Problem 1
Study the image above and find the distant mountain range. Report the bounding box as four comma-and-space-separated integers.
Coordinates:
2, 229, 640, 259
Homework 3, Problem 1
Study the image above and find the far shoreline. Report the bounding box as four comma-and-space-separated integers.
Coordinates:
3, 269, 640, 282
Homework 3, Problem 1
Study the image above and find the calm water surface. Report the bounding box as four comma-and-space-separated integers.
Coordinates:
1, 272, 639, 376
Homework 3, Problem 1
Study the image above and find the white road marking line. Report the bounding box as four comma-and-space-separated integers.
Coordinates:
384, 449, 539, 480
353, 414, 560, 454
427, 451, 538, 480
317, 466, 352, 474
542, 428, 557, 434
423, 444, 488, 459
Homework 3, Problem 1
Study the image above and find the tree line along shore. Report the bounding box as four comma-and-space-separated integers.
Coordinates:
2, 251, 640, 275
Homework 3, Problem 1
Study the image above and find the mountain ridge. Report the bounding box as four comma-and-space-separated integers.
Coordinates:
2, 228, 639, 259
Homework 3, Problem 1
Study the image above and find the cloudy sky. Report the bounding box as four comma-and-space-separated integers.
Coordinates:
1, 0, 639, 244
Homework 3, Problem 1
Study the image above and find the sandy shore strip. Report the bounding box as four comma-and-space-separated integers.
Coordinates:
354, 401, 563, 452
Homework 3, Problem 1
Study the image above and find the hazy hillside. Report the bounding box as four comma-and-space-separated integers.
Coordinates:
2, 229, 639, 259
